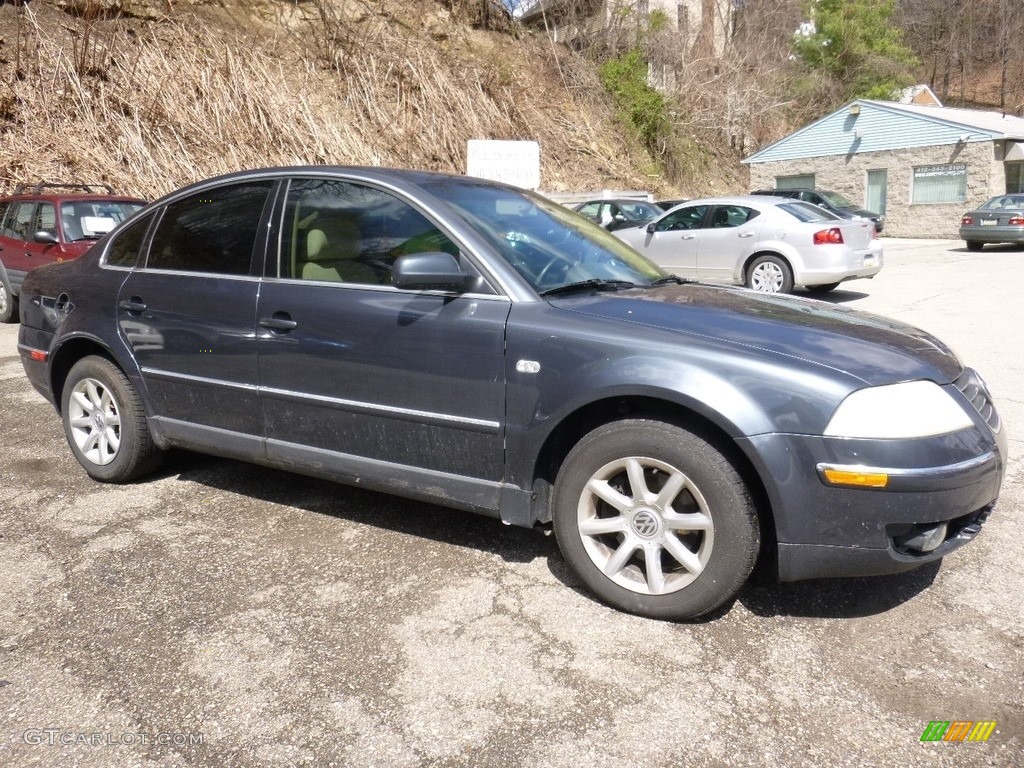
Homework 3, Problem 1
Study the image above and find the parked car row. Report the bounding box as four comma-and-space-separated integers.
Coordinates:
16, 166, 1005, 621
0, 183, 146, 322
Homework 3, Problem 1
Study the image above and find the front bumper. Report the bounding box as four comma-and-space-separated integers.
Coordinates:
738, 414, 1005, 582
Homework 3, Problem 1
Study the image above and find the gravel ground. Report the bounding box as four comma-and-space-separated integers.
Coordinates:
0, 238, 1021, 767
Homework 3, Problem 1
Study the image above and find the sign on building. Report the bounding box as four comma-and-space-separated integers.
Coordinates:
466, 140, 541, 190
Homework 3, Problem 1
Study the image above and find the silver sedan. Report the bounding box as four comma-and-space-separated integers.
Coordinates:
613, 195, 883, 294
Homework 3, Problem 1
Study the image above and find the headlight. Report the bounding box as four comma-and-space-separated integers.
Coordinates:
824, 380, 974, 439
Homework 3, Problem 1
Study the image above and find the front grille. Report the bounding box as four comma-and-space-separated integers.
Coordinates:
954, 367, 1001, 433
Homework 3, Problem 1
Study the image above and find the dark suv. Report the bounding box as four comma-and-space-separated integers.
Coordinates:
752, 188, 884, 232
0, 183, 146, 322
17, 167, 1004, 620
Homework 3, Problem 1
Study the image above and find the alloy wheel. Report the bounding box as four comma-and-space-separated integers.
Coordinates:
67, 377, 122, 466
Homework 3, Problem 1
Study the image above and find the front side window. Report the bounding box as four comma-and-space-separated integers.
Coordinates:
105, 213, 154, 268
912, 163, 967, 204
147, 181, 273, 275
281, 178, 463, 287
33, 203, 56, 237
655, 205, 709, 232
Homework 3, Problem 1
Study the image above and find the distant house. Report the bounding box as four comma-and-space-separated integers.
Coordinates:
743, 100, 1024, 238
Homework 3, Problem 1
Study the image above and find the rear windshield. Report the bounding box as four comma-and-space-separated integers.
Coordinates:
778, 201, 839, 223
980, 195, 1024, 211
60, 201, 144, 241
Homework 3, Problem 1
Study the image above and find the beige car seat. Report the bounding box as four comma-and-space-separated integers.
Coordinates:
301, 216, 377, 284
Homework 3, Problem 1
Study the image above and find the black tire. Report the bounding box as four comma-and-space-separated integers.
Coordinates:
0, 280, 17, 323
965, 240, 983, 252
552, 419, 760, 620
746, 254, 794, 294
61, 356, 161, 483
806, 282, 840, 294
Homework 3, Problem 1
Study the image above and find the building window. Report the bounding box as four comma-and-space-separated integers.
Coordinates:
911, 163, 967, 204
1007, 162, 1024, 194
776, 174, 814, 190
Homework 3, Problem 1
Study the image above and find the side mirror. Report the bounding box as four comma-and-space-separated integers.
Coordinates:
646, 222, 656, 234
392, 251, 478, 293
33, 230, 60, 245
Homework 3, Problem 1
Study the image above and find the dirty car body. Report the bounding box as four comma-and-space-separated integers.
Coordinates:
17, 167, 1006, 620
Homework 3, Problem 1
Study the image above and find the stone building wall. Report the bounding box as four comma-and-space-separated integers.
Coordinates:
748, 142, 1002, 238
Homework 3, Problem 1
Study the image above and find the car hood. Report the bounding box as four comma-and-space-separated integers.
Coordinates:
553, 284, 962, 386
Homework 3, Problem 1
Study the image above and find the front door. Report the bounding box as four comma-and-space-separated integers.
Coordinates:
628, 204, 708, 274
256, 177, 509, 491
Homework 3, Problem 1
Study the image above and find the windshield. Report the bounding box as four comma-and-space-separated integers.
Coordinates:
619, 201, 663, 221
60, 201, 144, 240
818, 190, 855, 208
424, 181, 665, 293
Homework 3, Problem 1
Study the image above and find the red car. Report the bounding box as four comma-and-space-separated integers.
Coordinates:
0, 183, 146, 322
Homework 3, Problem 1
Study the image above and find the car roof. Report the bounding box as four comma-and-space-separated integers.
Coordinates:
673, 195, 794, 207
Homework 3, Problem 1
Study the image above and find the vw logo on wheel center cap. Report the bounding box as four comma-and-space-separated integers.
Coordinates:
631, 509, 661, 538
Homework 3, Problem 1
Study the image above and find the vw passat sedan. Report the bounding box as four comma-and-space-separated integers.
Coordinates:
18, 168, 1004, 620
959, 194, 1024, 251
614, 195, 882, 294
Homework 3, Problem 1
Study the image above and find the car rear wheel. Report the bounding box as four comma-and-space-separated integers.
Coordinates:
806, 282, 840, 294
62, 356, 161, 483
0, 281, 17, 323
965, 240, 983, 252
552, 419, 759, 620
746, 255, 793, 294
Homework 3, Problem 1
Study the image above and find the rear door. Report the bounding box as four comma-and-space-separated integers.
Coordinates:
117, 179, 275, 439
695, 204, 765, 279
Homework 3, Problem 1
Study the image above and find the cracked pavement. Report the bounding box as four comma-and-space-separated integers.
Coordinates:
0, 239, 1021, 767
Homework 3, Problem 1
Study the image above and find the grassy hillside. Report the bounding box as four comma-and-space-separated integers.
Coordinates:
0, 0, 735, 201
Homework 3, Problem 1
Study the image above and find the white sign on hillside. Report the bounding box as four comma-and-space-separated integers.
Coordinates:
466, 139, 540, 190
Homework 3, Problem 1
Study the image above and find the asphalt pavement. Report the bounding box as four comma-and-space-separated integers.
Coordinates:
0, 238, 1021, 767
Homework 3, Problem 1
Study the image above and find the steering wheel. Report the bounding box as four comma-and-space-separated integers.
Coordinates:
536, 252, 580, 287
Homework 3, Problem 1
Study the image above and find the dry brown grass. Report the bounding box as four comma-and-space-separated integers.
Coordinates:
0, 1, 663, 201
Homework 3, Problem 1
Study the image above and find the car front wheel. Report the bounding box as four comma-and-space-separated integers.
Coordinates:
62, 356, 161, 483
552, 419, 760, 620
0, 281, 17, 323
746, 255, 793, 294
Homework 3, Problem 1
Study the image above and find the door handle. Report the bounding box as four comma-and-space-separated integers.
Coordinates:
259, 314, 298, 332
738, 232, 755, 238
118, 298, 147, 313
681, 234, 696, 240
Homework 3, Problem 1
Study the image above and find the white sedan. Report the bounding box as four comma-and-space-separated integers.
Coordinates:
613, 195, 883, 294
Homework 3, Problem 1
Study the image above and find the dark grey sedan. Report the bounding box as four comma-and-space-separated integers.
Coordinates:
17, 167, 1006, 621
959, 194, 1024, 250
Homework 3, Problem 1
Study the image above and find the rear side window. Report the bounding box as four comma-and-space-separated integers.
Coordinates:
146, 181, 273, 275
105, 213, 154, 268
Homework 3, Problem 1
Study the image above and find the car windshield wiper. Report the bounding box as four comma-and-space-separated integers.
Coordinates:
648, 274, 696, 286
539, 279, 637, 297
